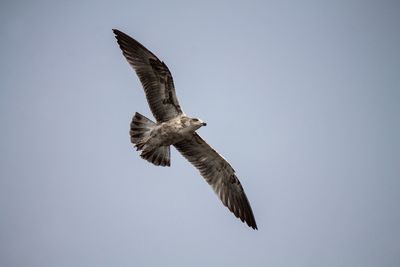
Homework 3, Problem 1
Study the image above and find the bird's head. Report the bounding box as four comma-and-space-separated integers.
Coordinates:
190, 117, 207, 130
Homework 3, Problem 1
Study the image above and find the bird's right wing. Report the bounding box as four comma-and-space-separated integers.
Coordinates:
174, 133, 257, 229
113, 29, 183, 122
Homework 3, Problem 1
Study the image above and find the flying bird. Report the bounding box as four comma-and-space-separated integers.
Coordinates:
113, 29, 257, 229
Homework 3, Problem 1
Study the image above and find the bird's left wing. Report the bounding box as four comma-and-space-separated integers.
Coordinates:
113, 29, 183, 122
174, 133, 257, 229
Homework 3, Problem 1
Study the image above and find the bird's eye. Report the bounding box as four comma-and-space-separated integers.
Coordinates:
193, 119, 199, 121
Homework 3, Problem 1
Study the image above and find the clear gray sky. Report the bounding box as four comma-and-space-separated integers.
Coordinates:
1, 0, 399, 266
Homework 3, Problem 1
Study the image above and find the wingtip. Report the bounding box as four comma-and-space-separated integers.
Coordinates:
112, 29, 123, 37
245, 211, 258, 230
248, 221, 258, 230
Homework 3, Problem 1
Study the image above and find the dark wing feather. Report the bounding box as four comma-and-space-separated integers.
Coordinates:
174, 133, 258, 229
113, 29, 183, 122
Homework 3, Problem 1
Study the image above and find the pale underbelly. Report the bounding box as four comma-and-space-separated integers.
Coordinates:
148, 128, 191, 147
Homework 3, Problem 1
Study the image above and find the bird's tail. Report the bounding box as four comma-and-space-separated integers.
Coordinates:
130, 112, 171, 167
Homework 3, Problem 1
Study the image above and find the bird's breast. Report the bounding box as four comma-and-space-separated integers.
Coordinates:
150, 122, 189, 146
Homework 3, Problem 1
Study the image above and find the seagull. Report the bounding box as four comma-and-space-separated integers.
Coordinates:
113, 29, 257, 229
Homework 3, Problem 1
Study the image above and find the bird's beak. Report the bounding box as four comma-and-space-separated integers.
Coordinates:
202, 122, 207, 126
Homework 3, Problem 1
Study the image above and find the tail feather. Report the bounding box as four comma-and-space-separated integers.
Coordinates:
130, 112, 156, 144
130, 112, 171, 167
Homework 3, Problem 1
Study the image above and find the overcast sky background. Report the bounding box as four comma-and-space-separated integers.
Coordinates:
1, 0, 399, 266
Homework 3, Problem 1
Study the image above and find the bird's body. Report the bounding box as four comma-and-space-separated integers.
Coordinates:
133, 114, 205, 152
113, 29, 258, 229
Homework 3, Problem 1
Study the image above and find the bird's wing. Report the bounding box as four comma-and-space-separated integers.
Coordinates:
113, 29, 183, 122
174, 133, 257, 229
